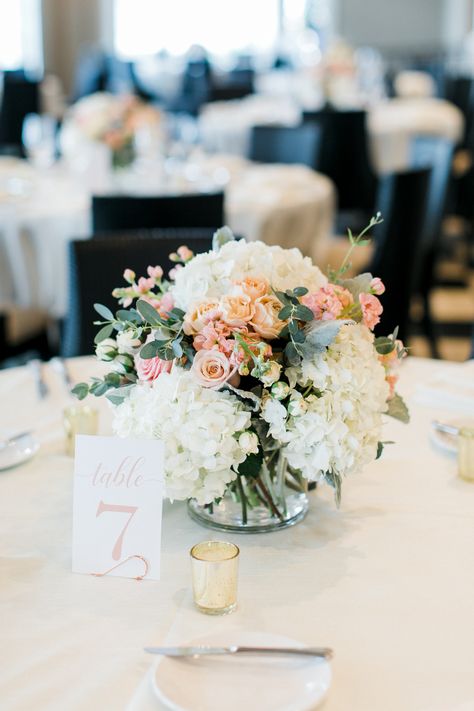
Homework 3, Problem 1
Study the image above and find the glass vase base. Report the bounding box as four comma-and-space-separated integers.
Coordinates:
187, 491, 309, 534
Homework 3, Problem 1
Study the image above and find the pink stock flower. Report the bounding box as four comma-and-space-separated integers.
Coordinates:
193, 322, 233, 354
370, 277, 385, 296
302, 284, 353, 321
359, 293, 383, 330
135, 353, 173, 382
169, 264, 184, 280
137, 276, 155, 293
386, 373, 398, 398
177, 245, 194, 262
123, 268, 135, 284
190, 349, 238, 389
158, 291, 174, 317
147, 265, 163, 280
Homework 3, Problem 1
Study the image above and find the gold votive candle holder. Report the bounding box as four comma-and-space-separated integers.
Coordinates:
190, 540, 240, 615
458, 427, 474, 482
63, 404, 99, 456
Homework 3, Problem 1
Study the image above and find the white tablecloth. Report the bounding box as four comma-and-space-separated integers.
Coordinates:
1, 356, 474, 711
0, 156, 334, 318
199, 96, 465, 175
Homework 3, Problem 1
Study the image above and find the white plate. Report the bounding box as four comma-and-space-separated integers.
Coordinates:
430, 419, 474, 456
153, 630, 332, 711
0, 433, 39, 471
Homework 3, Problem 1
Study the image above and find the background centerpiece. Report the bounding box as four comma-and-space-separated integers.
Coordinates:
60, 92, 162, 170
74, 220, 408, 533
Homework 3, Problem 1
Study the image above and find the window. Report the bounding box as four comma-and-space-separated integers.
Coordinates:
0, 0, 43, 72
114, 0, 281, 58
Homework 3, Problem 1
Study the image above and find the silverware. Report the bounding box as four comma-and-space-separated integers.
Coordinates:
0, 431, 32, 450
144, 645, 333, 660
51, 357, 73, 388
29, 359, 48, 400
432, 420, 460, 437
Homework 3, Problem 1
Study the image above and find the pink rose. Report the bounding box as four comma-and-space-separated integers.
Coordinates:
303, 284, 353, 321
135, 353, 173, 382
370, 277, 385, 296
190, 349, 238, 389
359, 293, 383, 330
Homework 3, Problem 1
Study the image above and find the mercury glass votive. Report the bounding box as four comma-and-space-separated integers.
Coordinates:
190, 541, 240, 615
458, 427, 474, 482
63, 405, 99, 456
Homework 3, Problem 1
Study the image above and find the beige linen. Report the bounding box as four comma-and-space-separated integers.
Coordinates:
1, 357, 474, 711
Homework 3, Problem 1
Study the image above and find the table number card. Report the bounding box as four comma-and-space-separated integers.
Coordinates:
72, 435, 164, 581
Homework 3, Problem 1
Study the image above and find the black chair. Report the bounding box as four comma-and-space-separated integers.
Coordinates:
443, 75, 474, 148
0, 73, 40, 154
91, 192, 225, 233
302, 109, 378, 226
368, 168, 431, 342
62, 232, 213, 357
105, 55, 135, 95
248, 124, 321, 168
409, 136, 455, 356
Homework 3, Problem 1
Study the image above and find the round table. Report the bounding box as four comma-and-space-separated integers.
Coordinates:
1, 355, 474, 710
198, 95, 465, 174
0, 154, 334, 319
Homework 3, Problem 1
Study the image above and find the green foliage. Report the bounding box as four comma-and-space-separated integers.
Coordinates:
386, 393, 410, 424
374, 336, 396, 355
136, 299, 165, 327
302, 320, 343, 357
71, 382, 89, 400
325, 470, 342, 507
94, 323, 114, 344
238, 447, 263, 478
94, 303, 114, 321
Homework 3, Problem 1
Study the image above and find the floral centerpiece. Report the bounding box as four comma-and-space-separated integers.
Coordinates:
60, 92, 161, 169
74, 217, 409, 533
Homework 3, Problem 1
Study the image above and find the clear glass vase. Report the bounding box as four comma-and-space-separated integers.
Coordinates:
187, 450, 309, 533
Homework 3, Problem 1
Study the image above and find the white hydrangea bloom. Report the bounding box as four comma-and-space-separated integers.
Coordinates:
112, 368, 251, 504
264, 324, 389, 481
170, 239, 327, 311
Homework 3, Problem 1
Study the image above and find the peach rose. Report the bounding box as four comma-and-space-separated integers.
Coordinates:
250, 295, 285, 339
135, 354, 173, 382
220, 294, 255, 328
190, 349, 238, 389
183, 299, 221, 335
232, 276, 269, 301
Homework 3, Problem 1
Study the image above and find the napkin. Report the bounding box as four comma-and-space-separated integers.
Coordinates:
413, 360, 474, 415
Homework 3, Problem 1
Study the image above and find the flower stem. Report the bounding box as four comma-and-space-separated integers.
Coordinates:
256, 476, 285, 522
236, 475, 248, 525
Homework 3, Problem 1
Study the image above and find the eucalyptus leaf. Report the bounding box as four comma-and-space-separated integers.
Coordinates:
104, 372, 121, 387
139, 340, 161, 359
93, 303, 114, 321
169, 307, 185, 320
325, 470, 342, 507
278, 305, 292, 320
374, 336, 395, 355
301, 320, 343, 357
94, 323, 114, 345
386, 393, 410, 424
172, 339, 183, 358
136, 299, 164, 327
294, 304, 314, 322
90, 381, 110, 397
376, 441, 384, 460
340, 272, 373, 300
285, 341, 301, 365
116, 308, 141, 323
293, 286, 308, 296
71, 382, 89, 400
274, 291, 290, 305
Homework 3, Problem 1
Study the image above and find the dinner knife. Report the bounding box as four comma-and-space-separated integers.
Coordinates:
432, 420, 460, 436
144, 645, 333, 659
29, 359, 48, 400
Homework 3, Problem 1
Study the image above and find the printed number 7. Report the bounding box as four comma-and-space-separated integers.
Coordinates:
96, 501, 138, 560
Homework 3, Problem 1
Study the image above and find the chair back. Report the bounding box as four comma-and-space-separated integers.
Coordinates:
249, 124, 321, 168
443, 75, 474, 147
303, 109, 377, 211
0, 74, 39, 152
72, 47, 107, 101
62, 231, 213, 357
368, 168, 431, 340
91, 192, 224, 233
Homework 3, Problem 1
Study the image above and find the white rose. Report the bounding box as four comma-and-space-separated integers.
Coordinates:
271, 381, 290, 400
116, 330, 142, 355
238, 431, 259, 455
111, 353, 134, 374
260, 361, 281, 387
95, 338, 117, 361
